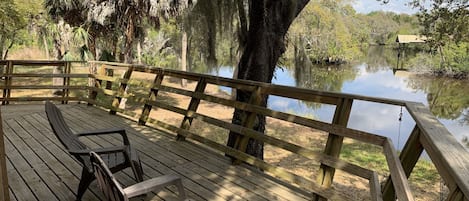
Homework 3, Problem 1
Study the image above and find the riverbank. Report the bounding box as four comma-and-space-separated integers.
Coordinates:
430, 69, 468, 79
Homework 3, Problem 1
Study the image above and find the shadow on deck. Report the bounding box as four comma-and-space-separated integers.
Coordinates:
2, 103, 309, 201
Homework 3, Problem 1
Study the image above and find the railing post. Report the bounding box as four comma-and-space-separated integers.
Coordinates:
232, 87, 264, 164
314, 97, 353, 200
110, 67, 133, 115
139, 73, 164, 125
105, 67, 113, 91
2, 61, 13, 105
0, 107, 10, 201
382, 126, 423, 200
62, 62, 71, 104
177, 77, 207, 141
88, 63, 99, 106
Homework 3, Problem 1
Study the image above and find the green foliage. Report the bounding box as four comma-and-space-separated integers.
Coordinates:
407, 42, 469, 74
407, 52, 440, 72
141, 23, 179, 69
341, 140, 440, 192
413, 0, 469, 45
72, 27, 89, 47
443, 42, 469, 72
0, 0, 27, 58
410, 0, 469, 73
288, 1, 363, 63
406, 76, 469, 119
287, 2, 420, 64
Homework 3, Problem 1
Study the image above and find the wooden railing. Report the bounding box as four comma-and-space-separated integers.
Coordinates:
1, 60, 469, 200
0, 60, 89, 104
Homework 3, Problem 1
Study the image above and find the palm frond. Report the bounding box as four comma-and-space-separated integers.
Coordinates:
72, 26, 90, 46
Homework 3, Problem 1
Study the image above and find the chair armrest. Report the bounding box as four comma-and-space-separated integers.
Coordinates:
69, 145, 128, 155
124, 174, 181, 198
76, 128, 130, 145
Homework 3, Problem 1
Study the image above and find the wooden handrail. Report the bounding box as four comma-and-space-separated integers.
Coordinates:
406, 102, 469, 198
1, 60, 469, 200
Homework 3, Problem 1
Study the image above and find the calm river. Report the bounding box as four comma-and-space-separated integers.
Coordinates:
204, 46, 469, 150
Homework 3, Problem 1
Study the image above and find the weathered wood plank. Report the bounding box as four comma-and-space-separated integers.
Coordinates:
406, 102, 469, 198
370, 172, 383, 201
382, 139, 414, 201
110, 67, 133, 114
316, 97, 353, 199
25, 111, 107, 195
8, 188, 16, 201
5, 158, 34, 201
5, 119, 75, 200
178, 77, 207, 140
382, 126, 423, 200
139, 74, 164, 125
20, 114, 102, 200
3, 133, 59, 201
0, 107, 9, 201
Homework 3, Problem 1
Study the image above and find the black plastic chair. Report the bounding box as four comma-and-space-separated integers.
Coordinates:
45, 101, 143, 200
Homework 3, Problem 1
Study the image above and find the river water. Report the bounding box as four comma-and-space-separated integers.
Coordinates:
204, 47, 469, 150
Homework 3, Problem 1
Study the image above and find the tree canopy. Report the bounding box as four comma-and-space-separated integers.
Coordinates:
0, 0, 27, 59
44, 0, 192, 62
411, 0, 469, 72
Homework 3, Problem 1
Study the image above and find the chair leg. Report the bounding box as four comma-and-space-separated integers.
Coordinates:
131, 160, 144, 182
76, 168, 95, 201
175, 178, 187, 201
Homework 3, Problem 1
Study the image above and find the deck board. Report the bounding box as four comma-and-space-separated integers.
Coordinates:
13, 115, 102, 200
1, 103, 310, 201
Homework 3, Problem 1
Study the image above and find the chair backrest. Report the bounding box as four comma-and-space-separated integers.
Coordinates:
45, 101, 86, 151
90, 151, 127, 201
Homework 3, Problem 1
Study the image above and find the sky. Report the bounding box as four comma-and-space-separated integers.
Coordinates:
351, 0, 419, 14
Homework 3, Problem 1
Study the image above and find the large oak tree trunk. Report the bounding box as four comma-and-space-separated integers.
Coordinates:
227, 0, 309, 159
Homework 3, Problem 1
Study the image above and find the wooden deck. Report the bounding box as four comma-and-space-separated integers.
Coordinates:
1, 103, 309, 201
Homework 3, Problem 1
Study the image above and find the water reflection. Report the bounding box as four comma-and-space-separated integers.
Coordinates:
209, 47, 469, 149
407, 77, 469, 120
